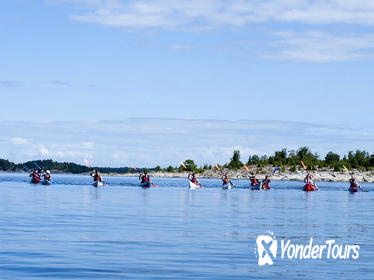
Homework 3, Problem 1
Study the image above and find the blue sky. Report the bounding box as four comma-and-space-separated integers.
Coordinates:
1, 1, 374, 165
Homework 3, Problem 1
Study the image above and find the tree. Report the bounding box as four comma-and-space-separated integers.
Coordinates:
183, 159, 197, 172
228, 150, 243, 170
325, 152, 340, 165
166, 166, 175, 172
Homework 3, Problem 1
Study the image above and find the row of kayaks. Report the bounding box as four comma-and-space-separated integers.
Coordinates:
31, 178, 362, 193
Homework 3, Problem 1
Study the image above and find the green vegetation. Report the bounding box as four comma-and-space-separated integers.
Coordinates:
0, 147, 374, 174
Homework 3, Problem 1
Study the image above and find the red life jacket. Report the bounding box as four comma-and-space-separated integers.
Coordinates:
43, 174, 51, 180
191, 178, 198, 184
141, 176, 148, 183
94, 175, 102, 182
251, 178, 258, 186
223, 178, 229, 184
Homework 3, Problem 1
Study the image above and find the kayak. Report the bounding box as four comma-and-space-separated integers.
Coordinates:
222, 182, 233, 190
140, 182, 151, 188
303, 183, 317, 192
349, 187, 358, 193
31, 177, 41, 184
251, 184, 270, 190
93, 181, 103, 187
41, 180, 52, 185
189, 181, 200, 190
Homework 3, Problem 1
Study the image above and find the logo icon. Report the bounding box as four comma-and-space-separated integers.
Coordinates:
256, 233, 277, 266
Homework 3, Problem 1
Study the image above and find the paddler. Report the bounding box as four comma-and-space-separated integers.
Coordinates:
261, 175, 271, 190
221, 174, 230, 185
250, 174, 259, 186
188, 173, 200, 185
139, 172, 150, 184
349, 176, 362, 192
29, 169, 41, 183
43, 170, 51, 182
91, 170, 102, 183
304, 174, 317, 191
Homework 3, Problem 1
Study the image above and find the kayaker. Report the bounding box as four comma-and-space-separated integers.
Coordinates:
188, 173, 200, 185
43, 170, 51, 181
90, 170, 102, 182
250, 174, 259, 186
304, 174, 317, 191
30, 170, 41, 183
94, 171, 103, 182
139, 172, 150, 183
349, 177, 362, 192
261, 175, 271, 190
221, 174, 230, 185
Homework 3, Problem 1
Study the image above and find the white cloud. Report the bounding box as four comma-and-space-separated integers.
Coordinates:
39, 146, 50, 156
262, 31, 374, 62
63, 0, 374, 29
11, 137, 32, 145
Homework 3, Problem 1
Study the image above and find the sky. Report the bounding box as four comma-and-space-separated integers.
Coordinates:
1, 1, 373, 165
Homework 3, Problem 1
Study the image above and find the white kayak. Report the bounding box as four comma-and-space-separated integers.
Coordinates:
41, 180, 52, 185
140, 182, 151, 188
222, 182, 233, 190
93, 181, 103, 187
189, 181, 201, 190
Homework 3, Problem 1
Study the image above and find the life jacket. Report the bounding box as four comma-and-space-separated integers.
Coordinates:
94, 175, 102, 182
250, 178, 258, 186
350, 179, 358, 188
141, 176, 148, 183
223, 178, 229, 184
262, 179, 271, 189
191, 178, 198, 184
43, 174, 51, 180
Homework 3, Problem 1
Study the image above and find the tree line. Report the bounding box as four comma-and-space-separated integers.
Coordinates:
0, 147, 373, 174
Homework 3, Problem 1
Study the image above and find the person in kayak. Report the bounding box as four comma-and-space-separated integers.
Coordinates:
221, 174, 233, 187
139, 172, 150, 184
29, 170, 41, 183
349, 177, 362, 192
188, 173, 200, 185
304, 174, 318, 191
250, 174, 259, 186
90, 170, 103, 183
43, 170, 51, 182
261, 175, 271, 190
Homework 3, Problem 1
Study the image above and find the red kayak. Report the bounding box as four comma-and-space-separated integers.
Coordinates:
349, 187, 358, 193
303, 183, 316, 192
31, 177, 41, 184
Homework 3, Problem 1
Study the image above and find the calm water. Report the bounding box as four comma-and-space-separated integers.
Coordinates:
0, 173, 373, 279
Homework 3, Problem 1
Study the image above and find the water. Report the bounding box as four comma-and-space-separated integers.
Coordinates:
0, 173, 373, 279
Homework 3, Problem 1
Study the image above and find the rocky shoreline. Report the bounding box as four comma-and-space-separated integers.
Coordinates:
107, 167, 374, 183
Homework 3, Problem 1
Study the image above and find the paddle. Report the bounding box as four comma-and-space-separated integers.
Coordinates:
133, 166, 158, 188
33, 161, 42, 170
181, 161, 204, 188
84, 159, 108, 186
343, 165, 366, 192
23, 166, 31, 172
214, 163, 235, 188
300, 161, 318, 190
